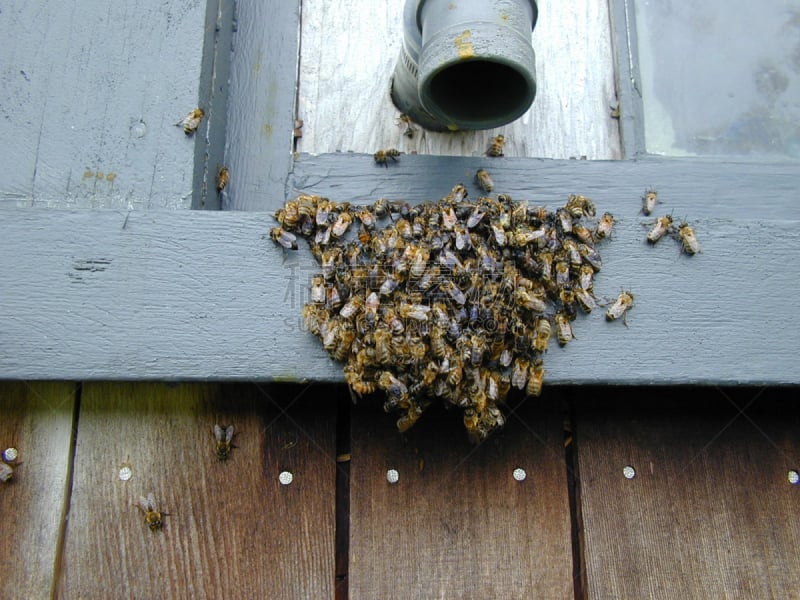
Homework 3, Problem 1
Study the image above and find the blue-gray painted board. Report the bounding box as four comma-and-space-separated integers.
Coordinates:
1, 156, 798, 384
223, 0, 300, 211
0, 0, 223, 210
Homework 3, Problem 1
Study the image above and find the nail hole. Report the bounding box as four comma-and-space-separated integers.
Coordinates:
386, 468, 399, 484
623, 465, 636, 479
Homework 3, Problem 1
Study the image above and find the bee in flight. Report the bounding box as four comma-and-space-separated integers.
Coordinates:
213, 424, 236, 461
396, 114, 417, 139
486, 134, 506, 157
374, 148, 401, 167
137, 493, 168, 532
175, 108, 204, 135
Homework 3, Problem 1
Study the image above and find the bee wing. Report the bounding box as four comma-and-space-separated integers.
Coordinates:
137, 495, 152, 512
224, 425, 234, 442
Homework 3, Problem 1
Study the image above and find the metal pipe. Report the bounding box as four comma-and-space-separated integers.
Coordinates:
391, 0, 538, 132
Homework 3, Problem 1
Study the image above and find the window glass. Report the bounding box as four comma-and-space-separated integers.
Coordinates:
636, 1, 800, 158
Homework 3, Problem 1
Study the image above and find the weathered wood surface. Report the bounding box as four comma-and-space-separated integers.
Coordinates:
1, 156, 799, 383
223, 0, 300, 211
297, 0, 621, 159
348, 393, 574, 599
57, 382, 336, 600
574, 387, 800, 600
0, 381, 77, 599
0, 0, 231, 211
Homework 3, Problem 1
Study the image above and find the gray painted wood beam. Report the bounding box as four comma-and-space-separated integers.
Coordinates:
2, 156, 797, 384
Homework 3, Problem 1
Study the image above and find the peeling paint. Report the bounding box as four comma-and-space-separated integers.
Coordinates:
453, 30, 475, 59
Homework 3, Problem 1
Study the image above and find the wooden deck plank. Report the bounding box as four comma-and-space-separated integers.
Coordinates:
57, 382, 336, 600
574, 387, 800, 600
348, 393, 574, 599
297, 0, 621, 159
0, 381, 78, 599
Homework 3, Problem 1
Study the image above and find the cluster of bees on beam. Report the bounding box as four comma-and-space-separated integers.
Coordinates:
270, 169, 624, 443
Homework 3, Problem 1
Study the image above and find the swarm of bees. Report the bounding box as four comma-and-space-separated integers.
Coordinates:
271, 173, 614, 443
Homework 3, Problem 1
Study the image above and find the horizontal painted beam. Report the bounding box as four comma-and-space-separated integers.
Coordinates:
1, 156, 798, 384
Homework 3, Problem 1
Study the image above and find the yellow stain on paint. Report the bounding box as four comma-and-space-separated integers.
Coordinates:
447, 124, 460, 131
106, 172, 117, 182
263, 123, 273, 139
95, 171, 105, 180
83, 170, 94, 179
454, 30, 474, 59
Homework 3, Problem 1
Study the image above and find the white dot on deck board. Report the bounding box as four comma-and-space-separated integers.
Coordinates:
788, 470, 799, 485
386, 469, 399, 484
279, 471, 294, 485
118, 466, 132, 481
3, 448, 18, 462
513, 468, 527, 482
623, 465, 636, 480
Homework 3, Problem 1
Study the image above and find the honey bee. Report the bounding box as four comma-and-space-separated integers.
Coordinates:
137, 493, 167, 531
565, 194, 596, 218
595, 212, 614, 240
511, 357, 530, 389
574, 286, 597, 313
176, 108, 204, 135
646, 215, 673, 244
526, 359, 544, 397
486, 134, 505, 157
605, 290, 634, 326
578, 264, 595, 292
554, 311, 574, 346
440, 280, 466, 305
372, 197, 390, 218
270, 227, 298, 250
475, 168, 494, 192
213, 424, 235, 460
0, 461, 13, 482
676, 222, 701, 255
447, 183, 468, 204
573, 223, 594, 244
397, 114, 417, 138
533, 315, 551, 353
374, 148, 401, 167
398, 303, 431, 321
216, 166, 230, 192
641, 188, 658, 215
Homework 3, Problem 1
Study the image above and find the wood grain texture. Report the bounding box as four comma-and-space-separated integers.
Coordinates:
1, 155, 798, 383
223, 0, 300, 211
574, 387, 800, 600
0, 381, 77, 599
57, 382, 336, 600
0, 0, 222, 210
297, 0, 621, 159
348, 393, 573, 599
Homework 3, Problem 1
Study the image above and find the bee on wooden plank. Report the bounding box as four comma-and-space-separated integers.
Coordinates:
641, 188, 658, 216
605, 290, 634, 326
175, 108, 204, 135
137, 493, 167, 532
270, 227, 298, 250
676, 222, 701, 255
554, 311, 574, 346
374, 148, 401, 167
475, 168, 494, 192
213, 424, 236, 461
396, 114, 417, 139
526, 358, 544, 397
486, 134, 506, 157
645, 215, 673, 245
216, 166, 230, 193
0, 461, 13, 482
595, 212, 614, 240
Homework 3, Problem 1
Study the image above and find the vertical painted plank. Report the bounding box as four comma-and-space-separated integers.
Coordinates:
575, 387, 800, 599
348, 394, 574, 599
0, 381, 77, 598
57, 382, 336, 599
223, 0, 301, 210
297, 0, 621, 159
